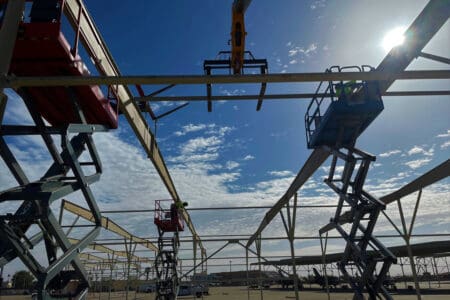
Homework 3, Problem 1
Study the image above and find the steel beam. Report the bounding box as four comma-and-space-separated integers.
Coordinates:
322, 159, 450, 233
61, 0, 203, 252
381, 159, 450, 204
376, 0, 450, 92
246, 148, 329, 247
246, 0, 449, 249
135, 90, 450, 102
0, 0, 25, 121
68, 238, 150, 262
1, 70, 449, 88
0, 0, 25, 76
61, 200, 158, 251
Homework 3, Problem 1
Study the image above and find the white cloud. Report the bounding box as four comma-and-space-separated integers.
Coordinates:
268, 170, 294, 177
225, 161, 240, 170
436, 130, 450, 138
310, 0, 326, 10
219, 88, 245, 96
243, 155, 255, 161
288, 43, 318, 57
379, 149, 401, 157
174, 123, 207, 136
407, 145, 434, 157
404, 158, 432, 169
3, 90, 33, 125
181, 136, 222, 154
289, 59, 298, 65
441, 141, 450, 149
209, 126, 234, 137
168, 152, 219, 163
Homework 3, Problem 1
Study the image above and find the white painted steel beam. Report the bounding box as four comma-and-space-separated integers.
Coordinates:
61, 0, 203, 251
1, 70, 449, 88
62, 200, 158, 251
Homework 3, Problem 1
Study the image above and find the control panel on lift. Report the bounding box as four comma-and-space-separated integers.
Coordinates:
154, 199, 185, 232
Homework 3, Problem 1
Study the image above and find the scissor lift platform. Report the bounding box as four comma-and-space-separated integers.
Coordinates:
305, 66, 384, 149
154, 199, 185, 232
6, 1, 118, 128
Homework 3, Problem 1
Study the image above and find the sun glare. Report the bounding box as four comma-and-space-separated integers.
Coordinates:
382, 26, 407, 52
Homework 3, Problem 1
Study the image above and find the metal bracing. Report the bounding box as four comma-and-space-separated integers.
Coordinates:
59, 0, 204, 255
0, 0, 24, 113
0, 88, 108, 299
247, 148, 329, 247
381, 191, 424, 299
279, 193, 300, 300
319, 146, 396, 300
60, 199, 158, 251
247, 0, 449, 250
86, 232, 450, 245
68, 238, 151, 263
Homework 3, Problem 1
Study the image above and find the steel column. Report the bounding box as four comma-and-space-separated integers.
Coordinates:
397, 198, 421, 300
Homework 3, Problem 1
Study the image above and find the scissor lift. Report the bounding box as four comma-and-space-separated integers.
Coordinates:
0, 1, 119, 299
305, 66, 396, 299
154, 200, 185, 300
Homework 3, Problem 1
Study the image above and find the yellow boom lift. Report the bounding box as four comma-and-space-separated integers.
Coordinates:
204, 0, 268, 111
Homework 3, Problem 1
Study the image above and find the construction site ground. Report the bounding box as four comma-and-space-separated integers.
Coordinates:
2, 283, 450, 300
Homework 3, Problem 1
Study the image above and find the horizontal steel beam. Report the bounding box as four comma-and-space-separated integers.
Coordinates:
62, 200, 158, 251
136, 90, 450, 102
1, 70, 449, 88
85, 233, 450, 245
100, 204, 345, 214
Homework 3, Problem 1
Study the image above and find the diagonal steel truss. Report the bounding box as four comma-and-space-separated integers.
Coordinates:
0, 88, 108, 299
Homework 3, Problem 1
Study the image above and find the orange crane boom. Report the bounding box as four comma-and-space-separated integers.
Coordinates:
230, 0, 252, 74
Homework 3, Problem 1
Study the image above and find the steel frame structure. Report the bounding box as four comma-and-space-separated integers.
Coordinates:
48, 161, 449, 299
319, 147, 396, 300
0, 86, 107, 299
0, 1, 448, 299
60, 199, 155, 300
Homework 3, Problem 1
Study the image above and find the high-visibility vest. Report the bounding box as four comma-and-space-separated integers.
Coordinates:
335, 80, 356, 97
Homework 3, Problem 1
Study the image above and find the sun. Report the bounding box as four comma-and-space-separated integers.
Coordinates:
382, 26, 407, 52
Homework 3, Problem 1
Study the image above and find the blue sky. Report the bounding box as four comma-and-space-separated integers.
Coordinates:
1, 0, 449, 278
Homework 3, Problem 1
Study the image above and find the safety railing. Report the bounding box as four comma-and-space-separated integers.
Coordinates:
304, 65, 376, 147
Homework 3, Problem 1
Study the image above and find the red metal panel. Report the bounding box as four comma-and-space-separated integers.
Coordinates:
9, 22, 118, 128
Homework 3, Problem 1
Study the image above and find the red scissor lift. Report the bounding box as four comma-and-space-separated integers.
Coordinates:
154, 200, 185, 299
7, 0, 119, 128
0, 1, 119, 299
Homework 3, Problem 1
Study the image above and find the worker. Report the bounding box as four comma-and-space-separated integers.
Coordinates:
170, 201, 187, 220
335, 80, 357, 98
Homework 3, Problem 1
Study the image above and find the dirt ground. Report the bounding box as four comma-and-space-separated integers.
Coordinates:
2, 284, 450, 300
